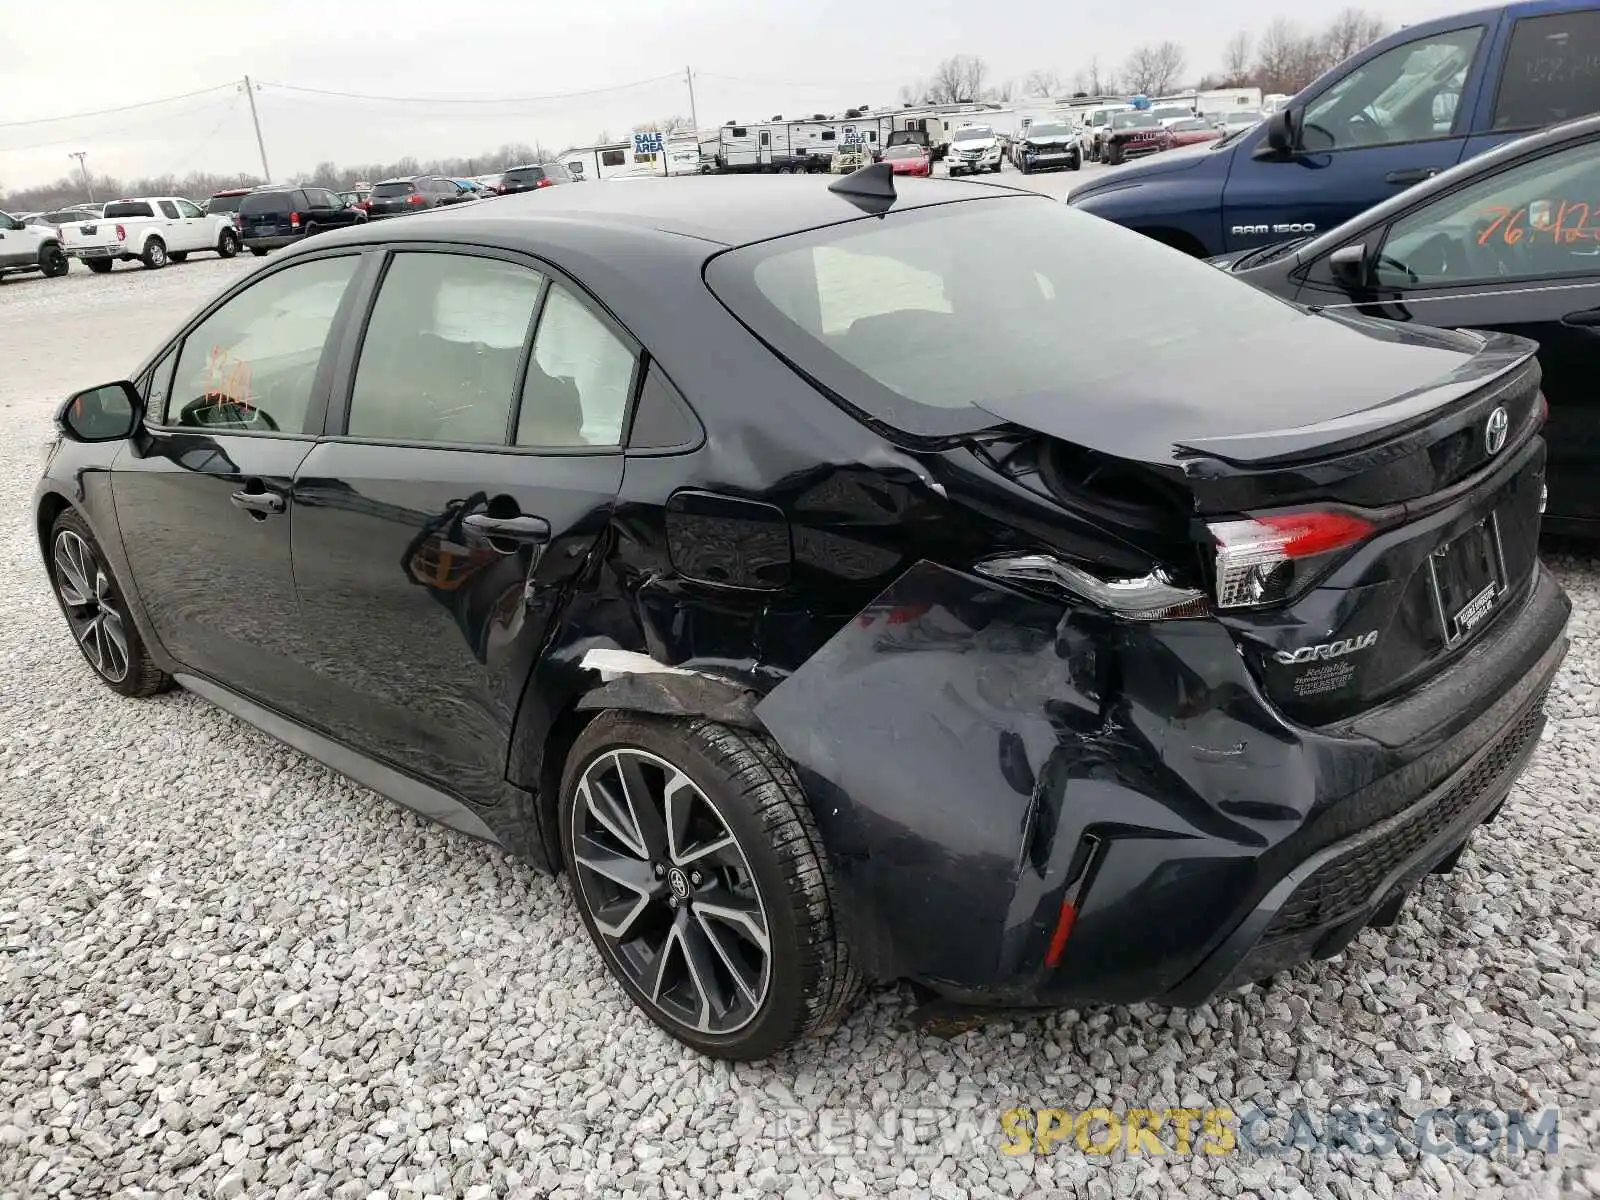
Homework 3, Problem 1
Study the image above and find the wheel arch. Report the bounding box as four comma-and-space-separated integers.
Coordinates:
1135, 226, 1208, 257
35, 490, 72, 563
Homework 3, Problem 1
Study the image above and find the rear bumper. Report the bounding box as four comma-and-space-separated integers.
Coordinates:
755, 558, 1568, 1010
242, 234, 301, 250
66, 245, 122, 259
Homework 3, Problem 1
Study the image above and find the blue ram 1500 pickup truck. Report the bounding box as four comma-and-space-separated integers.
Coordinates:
1069, 0, 1600, 256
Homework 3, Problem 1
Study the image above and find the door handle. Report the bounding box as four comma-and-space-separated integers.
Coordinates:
231, 489, 286, 515
1563, 308, 1600, 327
462, 512, 550, 543
1385, 167, 1440, 186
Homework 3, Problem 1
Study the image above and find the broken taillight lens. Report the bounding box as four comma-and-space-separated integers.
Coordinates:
1209, 512, 1375, 609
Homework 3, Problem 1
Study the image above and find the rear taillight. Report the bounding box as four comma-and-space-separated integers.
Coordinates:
535, 177, 553, 188
407, 194, 425, 205
358, 200, 369, 211
1209, 512, 1375, 609
289, 212, 300, 229
115, 224, 126, 242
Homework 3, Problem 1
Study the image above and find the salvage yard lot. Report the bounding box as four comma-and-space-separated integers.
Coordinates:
2, 217, 1598, 1199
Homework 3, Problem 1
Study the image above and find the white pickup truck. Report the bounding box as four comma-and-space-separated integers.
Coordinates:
61, 197, 240, 272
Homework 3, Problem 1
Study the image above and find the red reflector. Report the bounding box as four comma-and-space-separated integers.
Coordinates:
1253, 512, 1374, 558
1044, 900, 1077, 967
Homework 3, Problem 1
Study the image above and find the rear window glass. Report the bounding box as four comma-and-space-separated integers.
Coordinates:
103, 202, 154, 219
1494, 11, 1600, 129
503, 167, 547, 184
239, 191, 297, 215
372, 182, 416, 197
705, 199, 1305, 439
208, 194, 247, 214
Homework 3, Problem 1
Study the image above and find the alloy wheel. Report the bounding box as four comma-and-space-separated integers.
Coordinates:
570, 748, 771, 1035
53, 530, 131, 683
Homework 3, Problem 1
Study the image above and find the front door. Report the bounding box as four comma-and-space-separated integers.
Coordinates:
1221, 22, 1489, 253
172, 197, 209, 249
0, 212, 32, 268
1296, 133, 1600, 530
290, 247, 634, 803
110, 251, 369, 710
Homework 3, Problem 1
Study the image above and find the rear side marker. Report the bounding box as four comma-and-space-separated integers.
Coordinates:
1044, 901, 1078, 967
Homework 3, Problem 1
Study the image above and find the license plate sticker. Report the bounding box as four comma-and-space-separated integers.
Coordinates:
1427, 513, 1508, 647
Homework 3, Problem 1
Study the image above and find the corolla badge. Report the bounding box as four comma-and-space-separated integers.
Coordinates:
1485, 406, 1509, 456
1273, 630, 1379, 665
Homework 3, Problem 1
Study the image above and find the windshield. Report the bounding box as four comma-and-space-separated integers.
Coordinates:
1112, 111, 1159, 129
1027, 124, 1072, 137
503, 167, 547, 183
372, 181, 416, 197
239, 191, 298, 215
207, 194, 247, 214
1152, 107, 1191, 119
953, 126, 995, 141
705, 197, 1307, 439
1224, 110, 1262, 124
883, 146, 923, 159
1171, 119, 1211, 132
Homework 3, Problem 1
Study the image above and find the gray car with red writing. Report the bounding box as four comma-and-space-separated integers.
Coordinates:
1211, 112, 1600, 537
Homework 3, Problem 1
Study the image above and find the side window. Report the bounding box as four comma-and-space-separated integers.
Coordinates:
348, 252, 543, 445
0, 213, 20, 231
517, 284, 636, 448
1494, 12, 1600, 130
158, 200, 181, 219
165, 256, 359, 432
174, 199, 203, 218
601, 150, 627, 167
1301, 26, 1484, 150
760, 130, 771, 147
1376, 141, 1600, 287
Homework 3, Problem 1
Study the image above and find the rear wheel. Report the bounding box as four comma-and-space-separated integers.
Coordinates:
250, 248, 269, 257
86, 259, 113, 274
560, 711, 860, 1060
217, 230, 239, 258
141, 238, 168, 269
47, 509, 169, 698
39, 244, 69, 277
169, 251, 189, 263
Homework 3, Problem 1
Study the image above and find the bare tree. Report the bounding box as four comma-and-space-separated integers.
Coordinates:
1123, 46, 1161, 95
927, 55, 989, 104
1319, 8, 1387, 72
1221, 32, 1253, 84
1149, 41, 1187, 94
1254, 18, 1317, 93
987, 78, 1017, 102
1082, 54, 1117, 96
1023, 68, 1062, 97
655, 115, 696, 136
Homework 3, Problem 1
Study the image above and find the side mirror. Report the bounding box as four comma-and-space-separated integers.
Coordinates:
1258, 106, 1299, 157
1328, 243, 1370, 289
57, 382, 141, 442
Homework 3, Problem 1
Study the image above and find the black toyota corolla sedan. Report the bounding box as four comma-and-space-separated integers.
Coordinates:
36, 167, 1569, 1060
1211, 114, 1600, 538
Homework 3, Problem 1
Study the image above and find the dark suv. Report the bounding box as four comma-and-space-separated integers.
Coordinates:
365, 176, 472, 220
238, 187, 366, 256
496, 163, 573, 194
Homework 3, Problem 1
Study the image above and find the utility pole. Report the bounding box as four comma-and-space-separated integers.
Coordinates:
685, 66, 701, 138
242, 76, 271, 182
68, 151, 93, 203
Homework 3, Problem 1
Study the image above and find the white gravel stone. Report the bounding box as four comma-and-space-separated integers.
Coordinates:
1, 239, 1597, 1200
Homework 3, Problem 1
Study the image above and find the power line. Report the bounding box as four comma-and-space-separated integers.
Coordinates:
254, 73, 682, 106
0, 83, 236, 129
0, 96, 239, 153
153, 94, 243, 180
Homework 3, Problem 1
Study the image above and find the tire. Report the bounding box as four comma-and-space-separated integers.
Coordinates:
141, 238, 168, 269
39, 244, 69, 278
250, 248, 269, 257
1068, 156, 1081, 172
1019, 159, 1032, 175
560, 711, 860, 1061
47, 509, 170, 698
169, 251, 189, 263
217, 230, 239, 258
86, 259, 113, 274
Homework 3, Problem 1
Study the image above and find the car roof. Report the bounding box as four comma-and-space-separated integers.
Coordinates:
375, 174, 1023, 246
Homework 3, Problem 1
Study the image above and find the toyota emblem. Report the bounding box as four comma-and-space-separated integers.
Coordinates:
1485, 406, 1509, 455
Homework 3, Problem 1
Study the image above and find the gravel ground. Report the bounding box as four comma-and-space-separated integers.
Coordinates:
1, 250, 1597, 1200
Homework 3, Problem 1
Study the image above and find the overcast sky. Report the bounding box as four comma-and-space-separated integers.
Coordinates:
2, 0, 1471, 191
